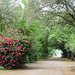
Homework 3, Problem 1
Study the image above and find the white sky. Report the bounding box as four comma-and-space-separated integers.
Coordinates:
18, 0, 24, 9
55, 49, 62, 57
17, 0, 49, 10
16, 0, 75, 10
15, 0, 24, 9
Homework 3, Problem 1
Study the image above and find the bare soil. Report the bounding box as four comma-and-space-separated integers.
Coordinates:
0, 57, 75, 75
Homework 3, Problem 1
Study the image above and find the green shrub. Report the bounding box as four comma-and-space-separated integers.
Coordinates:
0, 27, 33, 69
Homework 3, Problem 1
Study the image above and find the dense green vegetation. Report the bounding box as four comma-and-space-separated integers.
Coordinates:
0, 0, 75, 69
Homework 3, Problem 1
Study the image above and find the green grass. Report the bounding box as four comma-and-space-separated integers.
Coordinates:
0, 66, 5, 70
68, 61, 75, 65
0, 66, 11, 74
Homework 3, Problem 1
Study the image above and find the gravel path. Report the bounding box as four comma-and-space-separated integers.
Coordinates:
1, 57, 75, 75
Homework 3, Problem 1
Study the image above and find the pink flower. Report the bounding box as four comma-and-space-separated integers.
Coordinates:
9, 32, 11, 33
14, 40, 18, 43
7, 47, 9, 48
5, 26, 8, 28
28, 44, 30, 46
5, 51, 7, 53
18, 56, 20, 57
19, 33, 22, 36
32, 37, 34, 39
1, 63, 3, 65
23, 53, 24, 54
17, 46, 20, 48
10, 42, 13, 44
14, 46, 16, 49
17, 55, 19, 56
13, 60, 16, 62
22, 49, 24, 51
18, 47, 22, 50
15, 50, 17, 52
0, 43, 3, 45
19, 30, 21, 32
16, 53, 18, 55
12, 64, 15, 66
0, 37, 1, 39
13, 32, 15, 34
3, 38, 7, 42
11, 52, 14, 54
13, 30, 15, 31
27, 48, 30, 50
5, 26, 7, 28
1, 56, 4, 59
18, 43, 21, 46
10, 60, 12, 62
8, 45, 10, 47
8, 28, 10, 30
16, 58, 17, 60
9, 50, 10, 51
4, 53, 7, 55
18, 53, 21, 55
3, 48, 5, 50
2, 49, 4, 52
1, 35, 4, 37
9, 37, 12, 42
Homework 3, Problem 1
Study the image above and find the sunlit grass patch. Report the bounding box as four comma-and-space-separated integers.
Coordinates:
0, 66, 11, 74
0, 66, 5, 70
68, 61, 75, 65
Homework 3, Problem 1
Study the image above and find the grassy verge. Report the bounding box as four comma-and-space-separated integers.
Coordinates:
0, 66, 11, 74
61, 58, 75, 65
68, 60, 75, 65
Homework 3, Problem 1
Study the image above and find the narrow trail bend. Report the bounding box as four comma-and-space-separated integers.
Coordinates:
1, 57, 75, 75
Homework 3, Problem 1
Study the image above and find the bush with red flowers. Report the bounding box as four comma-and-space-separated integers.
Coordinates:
0, 26, 34, 69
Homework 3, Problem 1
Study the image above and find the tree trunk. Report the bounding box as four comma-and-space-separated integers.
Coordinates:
71, 52, 74, 61
67, 51, 71, 59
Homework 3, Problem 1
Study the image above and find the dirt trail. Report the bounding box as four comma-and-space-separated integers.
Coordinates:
1, 57, 75, 75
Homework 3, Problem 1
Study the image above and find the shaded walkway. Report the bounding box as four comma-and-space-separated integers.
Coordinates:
1, 57, 75, 75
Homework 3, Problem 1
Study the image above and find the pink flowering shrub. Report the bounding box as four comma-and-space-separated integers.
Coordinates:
0, 27, 34, 69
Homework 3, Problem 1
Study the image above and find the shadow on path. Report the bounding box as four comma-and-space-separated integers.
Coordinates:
13, 57, 75, 70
